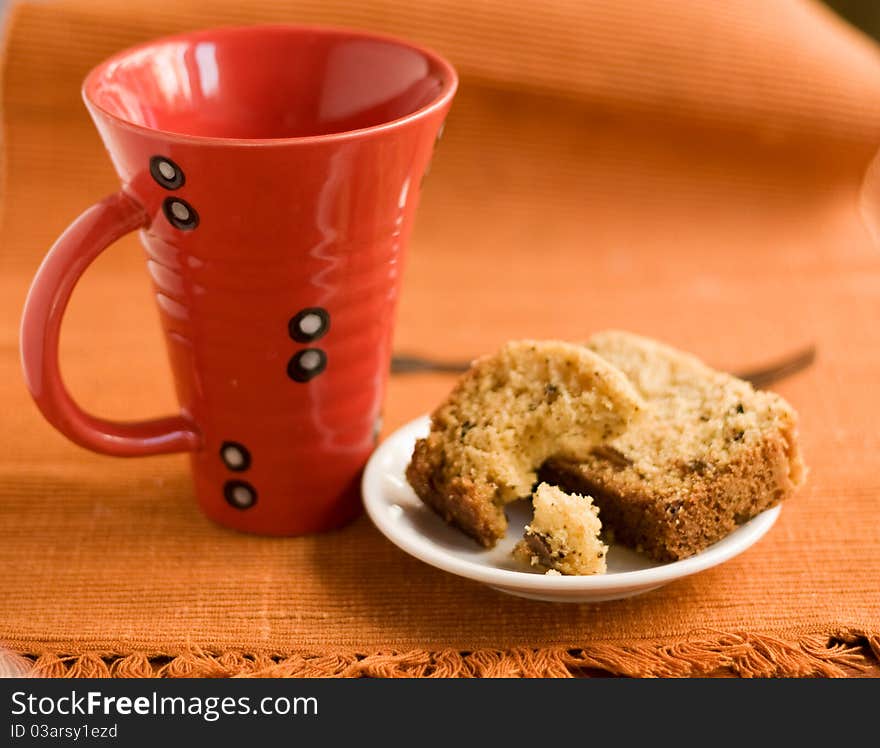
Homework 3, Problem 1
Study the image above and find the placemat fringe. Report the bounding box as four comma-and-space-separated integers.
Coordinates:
19, 629, 878, 678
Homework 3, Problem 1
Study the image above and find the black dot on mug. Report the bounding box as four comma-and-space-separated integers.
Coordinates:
162, 197, 199, 230
288, 307, 330, 343
287, 348, 327, 382
224, 480, 257, 510
149, 156, 185, 190
220, 441, 251, 472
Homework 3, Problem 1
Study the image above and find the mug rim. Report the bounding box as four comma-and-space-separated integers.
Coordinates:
82, 23, 458, 147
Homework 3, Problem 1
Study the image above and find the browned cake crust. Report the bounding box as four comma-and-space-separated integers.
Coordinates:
542, 331, 806, 562
407, 434, 509, 545
542, 437, 797, 562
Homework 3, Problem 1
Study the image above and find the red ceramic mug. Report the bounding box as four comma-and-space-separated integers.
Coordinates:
20, 25, 457, 535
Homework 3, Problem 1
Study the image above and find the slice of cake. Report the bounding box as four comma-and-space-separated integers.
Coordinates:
541, 331, 806, 562
406, 340, 644, 548
513, 482, 607, 575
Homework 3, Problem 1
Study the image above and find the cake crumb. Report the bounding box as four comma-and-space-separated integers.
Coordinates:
513, 483, 607, 575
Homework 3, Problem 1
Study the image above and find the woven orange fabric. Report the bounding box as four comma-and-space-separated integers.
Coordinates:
1, 0, 879, 677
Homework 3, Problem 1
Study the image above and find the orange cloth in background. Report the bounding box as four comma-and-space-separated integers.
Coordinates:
1, 0, 879, 677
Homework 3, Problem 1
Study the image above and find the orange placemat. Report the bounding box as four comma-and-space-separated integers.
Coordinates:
1, 0, 878, 677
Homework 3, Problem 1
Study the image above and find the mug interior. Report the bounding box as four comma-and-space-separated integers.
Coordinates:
85, 26, 454, 140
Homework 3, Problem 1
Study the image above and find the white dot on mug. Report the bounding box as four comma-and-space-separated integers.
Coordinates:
158, 160, 176, 180
298, 313, 323, 337
162, 197, 198, 230
170, 201, 190, 221
225, 448, 243, 468
224, 480, 257, 509
220, 441, 251, 471
150, 155, 185, 190
223, 445, 245, 469
288, 307, 330, 343
287, 348, 327, 382
299, 350, 322, 371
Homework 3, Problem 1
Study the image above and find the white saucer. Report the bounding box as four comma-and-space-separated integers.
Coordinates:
362, 415, 781, 603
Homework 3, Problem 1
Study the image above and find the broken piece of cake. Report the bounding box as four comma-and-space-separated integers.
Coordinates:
542, 330, 807, 562
405, 340, 644, 548
513, 482, 607, 575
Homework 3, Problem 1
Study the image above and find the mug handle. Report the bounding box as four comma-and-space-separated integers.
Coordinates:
20, 191, 202, 456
